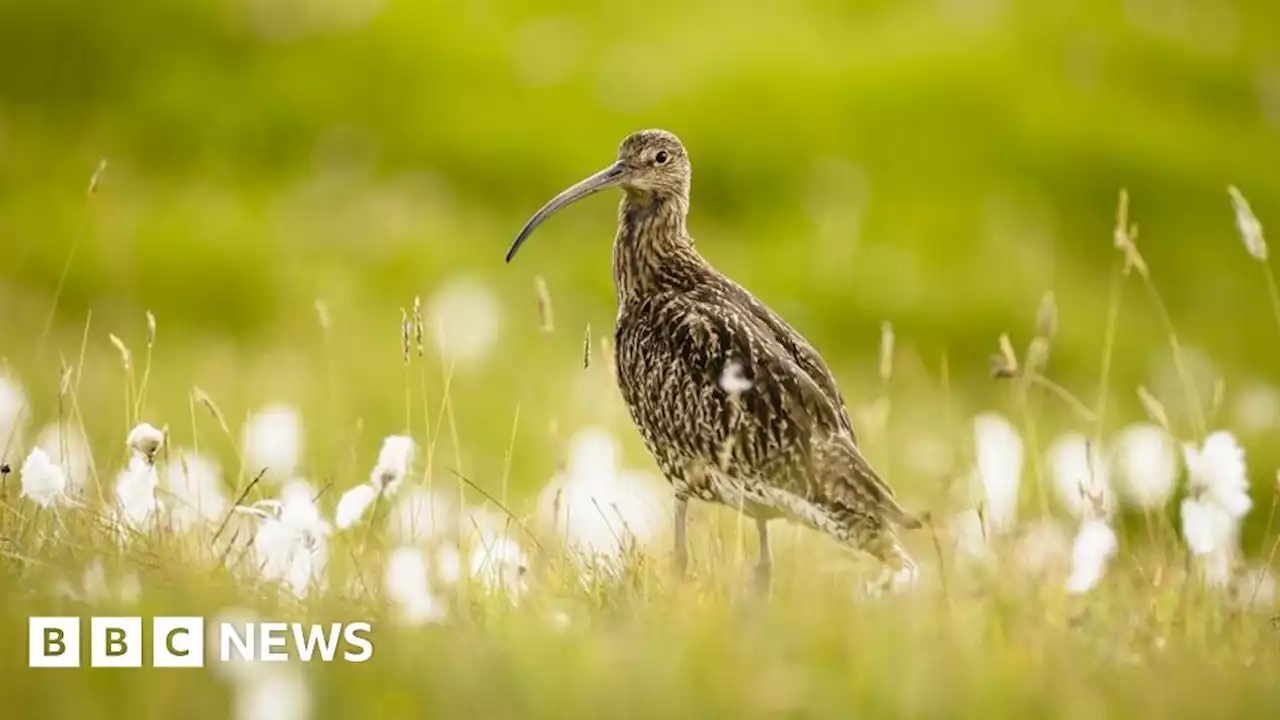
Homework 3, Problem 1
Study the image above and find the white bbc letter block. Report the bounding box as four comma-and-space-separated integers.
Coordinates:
153, 617, 205, 668
29, 617, 80, 668
91, 617, 143, 668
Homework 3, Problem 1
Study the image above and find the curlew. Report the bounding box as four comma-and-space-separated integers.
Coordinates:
506, 129, 921, 590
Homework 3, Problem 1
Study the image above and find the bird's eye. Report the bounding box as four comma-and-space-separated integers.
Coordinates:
654, 150, 670, 165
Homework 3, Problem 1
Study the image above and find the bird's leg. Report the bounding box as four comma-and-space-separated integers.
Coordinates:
752, 518, 772, 594
673, 495, 690, 579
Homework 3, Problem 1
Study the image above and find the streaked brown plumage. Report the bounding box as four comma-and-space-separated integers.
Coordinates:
507, 129, 920, 589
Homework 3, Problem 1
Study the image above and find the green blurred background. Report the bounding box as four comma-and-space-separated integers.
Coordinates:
1, 0, 1278, 501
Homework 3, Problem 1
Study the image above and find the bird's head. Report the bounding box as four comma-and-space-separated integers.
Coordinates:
506, 129, 690, 262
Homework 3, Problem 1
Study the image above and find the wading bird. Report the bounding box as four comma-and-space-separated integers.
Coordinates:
506, 130, 921, 591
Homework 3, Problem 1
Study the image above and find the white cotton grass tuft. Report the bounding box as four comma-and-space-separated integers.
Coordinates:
165, 450, 230, 531
370, 435, 414, 493
468, 536, 530, 598
115, 454, 161, 531
1112, 423, 1178, 510
1183, 430, 1252, 519
1179, 431, 1252, 590
335, 484, 378, 530
0, 375, 27, 466
20, 447, 68, 508
1064, 518, 1118, 594
250, 480, 330, 597
971, 413, 1023, 534
126, 422, 165, 461
1228, 185, 1267, 262
537, 428, 671, 570
385, 546, 446, 625
1180, 496, 1240, 589
241, 404, 302, 482
428, 276, 501, 366
34, 422, 92, 488
1046, 433, 1115, 518
335, 435, 416, 530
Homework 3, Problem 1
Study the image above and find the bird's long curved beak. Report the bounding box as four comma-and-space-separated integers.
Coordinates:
505, 162, 628, 263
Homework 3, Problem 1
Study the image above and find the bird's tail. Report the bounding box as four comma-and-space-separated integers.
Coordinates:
815, 436, 923, 530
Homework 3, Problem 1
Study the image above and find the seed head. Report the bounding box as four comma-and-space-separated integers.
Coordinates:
582, 324, 592, 370
413, 296, 425, 357
400, 308, 411, 365
87, 159, 107, 196
878, 321, 894, 382
1113, 189, 1148, 278
990, 333, 1019, 379
535, 276, 554, 333
315, 298, 332, 334
1228, 186, 1267, 262
108, 333, 133, 374
1035, 291, 1057, 341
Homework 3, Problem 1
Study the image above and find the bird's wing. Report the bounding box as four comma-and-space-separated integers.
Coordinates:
706, 282, 855, 439
615, 293, 849, 494
811, 434, 920, 529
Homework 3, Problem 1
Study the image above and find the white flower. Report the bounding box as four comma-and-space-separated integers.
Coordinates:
1180, 431, 1252, 590
972, 413, 1023, 533
370, 435, 414, 493
165, 451, 229, 531
35, 422, 92, 488
251, 480, 330, 597
1180, 497, 1219, 556
242, 405, 302, 482
126, 422, 165, 460
537, 428, 670, 569
429, 277, 500, 365
469, 536, 529, 598
335, 484, 378, 530
1180, 496, 1239, 589
1112, 423, 1177, 509
1183, 431, 1252, 519
0, 375, 27, 465
1047, 433, 1114, 518
718, 361, 753, 394
385, 546, 446, 625
115, 455, 160, 530
1064, 518, 1117, 594
20, 447, 67, 507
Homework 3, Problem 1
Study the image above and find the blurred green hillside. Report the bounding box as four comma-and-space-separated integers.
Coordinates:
1, 0, 1278, 499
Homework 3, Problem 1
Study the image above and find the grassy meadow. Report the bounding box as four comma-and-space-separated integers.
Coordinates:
3, 0, 1280, 717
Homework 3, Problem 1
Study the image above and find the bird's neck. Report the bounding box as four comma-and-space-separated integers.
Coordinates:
612, 192, 701, 306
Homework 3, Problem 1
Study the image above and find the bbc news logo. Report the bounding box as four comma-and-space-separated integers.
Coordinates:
29, 617, 373, 668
